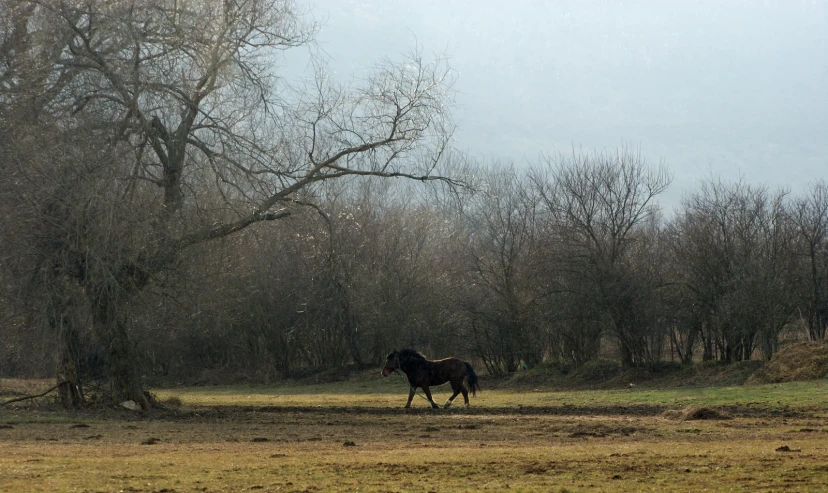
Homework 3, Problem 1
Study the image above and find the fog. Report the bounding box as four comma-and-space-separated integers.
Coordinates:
286, 0, 828, 209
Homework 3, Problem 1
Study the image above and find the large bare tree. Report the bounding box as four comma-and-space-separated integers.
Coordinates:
2, 0, 457, 407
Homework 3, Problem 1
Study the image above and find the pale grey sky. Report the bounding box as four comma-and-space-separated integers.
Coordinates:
287, 0, 828, 209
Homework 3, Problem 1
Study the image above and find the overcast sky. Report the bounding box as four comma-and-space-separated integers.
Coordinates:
286, 0, 828, 210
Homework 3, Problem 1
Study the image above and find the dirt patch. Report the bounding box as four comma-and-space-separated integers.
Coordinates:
80, 401, 810, 423
567, 423, 640, 438
683, 407, 730, 420
747, 340, 828, 384
241, 404, 667, 417
663, 406, 730, 421
775, 445, 801, 453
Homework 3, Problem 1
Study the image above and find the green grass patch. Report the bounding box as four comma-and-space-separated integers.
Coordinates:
152, 376, 828, 412
533, 380, 828, 410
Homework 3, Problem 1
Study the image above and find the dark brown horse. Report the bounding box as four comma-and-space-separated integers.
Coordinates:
381, 349, 481, 409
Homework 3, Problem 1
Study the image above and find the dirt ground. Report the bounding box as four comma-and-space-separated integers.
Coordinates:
2, 400, 828, 492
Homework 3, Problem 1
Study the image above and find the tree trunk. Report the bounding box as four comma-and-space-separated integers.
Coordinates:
673, 321, 697, 365
615, 315, 637, 367
701, 322, 714, 361
92, 286, 149, 409
57, 314, 84, 409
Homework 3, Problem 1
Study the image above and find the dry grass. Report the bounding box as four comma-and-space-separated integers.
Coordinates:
2, 379, 828, 491
662, 406, 731, 421
748, 339, 828, 384
0, 379, 55, 398
161, 396, 182, 408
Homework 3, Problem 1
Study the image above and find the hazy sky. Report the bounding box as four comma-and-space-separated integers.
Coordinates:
286, 0, 828, 209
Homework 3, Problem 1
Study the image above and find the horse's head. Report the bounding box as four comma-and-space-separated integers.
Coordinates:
381, 350, 400, 377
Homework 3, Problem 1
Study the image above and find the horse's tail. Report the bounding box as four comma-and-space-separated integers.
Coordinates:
464, 362, 481, 397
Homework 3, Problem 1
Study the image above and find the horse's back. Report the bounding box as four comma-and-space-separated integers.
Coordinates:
426, 357, 467, 386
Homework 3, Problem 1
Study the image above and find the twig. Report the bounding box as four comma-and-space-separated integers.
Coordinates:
0, 381, 68, 406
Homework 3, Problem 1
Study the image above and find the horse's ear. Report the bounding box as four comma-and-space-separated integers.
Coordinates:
386, 350, 396, 360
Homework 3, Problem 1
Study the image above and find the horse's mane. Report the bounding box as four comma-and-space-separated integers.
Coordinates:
398, 348, 426, 361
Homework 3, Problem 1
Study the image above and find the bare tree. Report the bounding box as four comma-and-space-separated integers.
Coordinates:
790, 181, 828, 341
457, 165, 544, 373
674, 178, 796, 361
307, 178, 465, 366
2, 0, 458, 406
531, 147, 671, 367
661, 220, 703, 364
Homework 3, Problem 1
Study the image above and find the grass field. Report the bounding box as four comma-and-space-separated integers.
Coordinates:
1, 374, 828, 492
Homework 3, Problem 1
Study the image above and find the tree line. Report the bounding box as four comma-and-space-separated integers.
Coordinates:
1, 1, 825, 407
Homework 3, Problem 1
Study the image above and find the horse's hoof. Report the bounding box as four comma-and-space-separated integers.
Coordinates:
444, 404, 452, 409
431, 405, 440, 409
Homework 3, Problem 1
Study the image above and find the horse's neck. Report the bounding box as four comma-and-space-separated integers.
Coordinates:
400, 357, 427, 373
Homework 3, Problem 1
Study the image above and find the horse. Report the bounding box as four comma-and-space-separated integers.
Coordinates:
381, 349, 481, 409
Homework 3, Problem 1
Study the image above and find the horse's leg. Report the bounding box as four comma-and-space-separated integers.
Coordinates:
405, 387, 416, 409
444, 382, 461, 408
444, 390, 460, 408
421, 385, 440, 409
461, 386, 470, 407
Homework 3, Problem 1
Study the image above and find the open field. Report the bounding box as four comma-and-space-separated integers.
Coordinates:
2, 376, 828, 492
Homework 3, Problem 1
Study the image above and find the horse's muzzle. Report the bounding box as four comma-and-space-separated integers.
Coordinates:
381, 367, 395, 377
